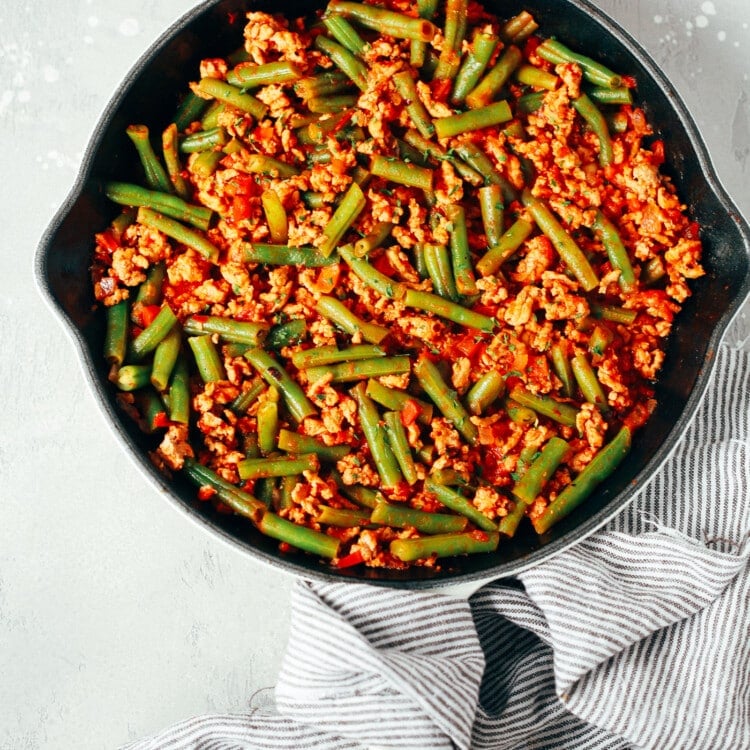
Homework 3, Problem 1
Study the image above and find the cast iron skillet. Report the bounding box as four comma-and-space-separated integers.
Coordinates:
36, 0, 750, 587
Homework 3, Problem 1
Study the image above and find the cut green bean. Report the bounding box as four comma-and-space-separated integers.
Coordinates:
339, 483, 385, 509
196, 77, 269, 119
513, 436, 569, 504
188, 335, 226, 383
587, 86, 633, 105
199, 100, 225, 130
505, 398, 537, 425
591, 210, 636, 292
451, 32, 499, 105
167, 355, 190, 424
294, 72, 352, 102
243, 153, 300, 179
410, 0, 439, 67
323, 15, 368, 55
292, 344, 386, 369
451, 142, 517, 202
370, 154, 434, 191
571, 352, 608, 410
317, 505, 372, 527
466, 370, 505, 415
258, 512, 340, 558
308, 94, 359, 113
536, 38, 622, 89
277, 429, 351, 461
319, 183, 366, 257
352, 382, 403, 489
137, 207, 219, 263
179, 127, 228, 154
130, 304, 177, 360
161, 124, 190, 199
522, 190, 598, 291
372, 502, 468, 534
173, 91, 209, 131
550, 343, 574, 398
314, 35, 368, 91
238, 453, 319, 481
277, 474, 298, 511
184, 315, 269, 346
338, 245, 405, 300
226, 60, 302, 88
353, 222, 393, 257
393, 70, 434, 138
306, 356, 411, 384
415, 356, 478, 445
113, 364, 151, 391
261, 190, 289, 245
140, 390, 167, 434
517, 91, 545, 114
476, 218, 533, 276
508, 385, 578, 426
516, 64, 558, 90
315, 296, 390, 344
403, 288, 495, 332
433, 0, 468, 80
230, 375, 266, 414
266, 319, 307, 349
423, 243, 459, 301
434, 100, 512, 139
479, 184, 504, 249
501, 11, 539, 44
191, 149, 225, 179
402, 129, 483, 186
257, 399, 279, 455
572, 94, 613, 166
242, 242, 338, 267
384, 411, 418, 485
150, 326, 181, 392
365, 379, 433, 425
390, 530, 499, 561
465, 46, 522, 110
126, 125, 172, 194
592, 304, 637, 327
327, 0, 438, 42
104, 300, 129, 367
532, 427, 631, 534
424, 479, 497, 531
447, 204, 478, 296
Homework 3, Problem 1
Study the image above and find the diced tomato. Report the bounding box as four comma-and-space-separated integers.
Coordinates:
335, 550, 365, 569
430, 77, 452, 103
523, 36, 541, 59
97, 230, 120, 254
400, 399, 421, 427
505, 374, 523, 392
621, 74, 637, 89
312, 264, 341, 294
372, 253, 396, 277
152, 411, 171, 429
232, 194, 253, 222
233, 174, 259, 197
140, 304, 161, 328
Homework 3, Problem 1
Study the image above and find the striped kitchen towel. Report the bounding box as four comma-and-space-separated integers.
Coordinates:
125, 337, 750, 750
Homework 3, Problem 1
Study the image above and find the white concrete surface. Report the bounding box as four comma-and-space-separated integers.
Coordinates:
1, 1, 748, 747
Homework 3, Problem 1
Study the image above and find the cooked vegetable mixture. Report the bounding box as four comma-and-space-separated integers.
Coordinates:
92, 0, 704, 569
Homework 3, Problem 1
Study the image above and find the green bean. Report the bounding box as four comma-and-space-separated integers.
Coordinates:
476, 218, 533, 277
370, 154, 434, 191
130, 304, 177, 360
502, 119, 526, 139
517, 91, 545, 114
505, 398, 537, 425
188, 335, 226, 383
150, 326, 181, 392
237, 453, 319, 481
572, 94, 613, 166
587, 86, 633, 105
365, 379, 433, 424
497, 497, 528, 538
403, 288, 495, 332
167, 355, 190, 424
308, 94, 359, 113
536, 38, 622, 89
183, 315, 269, 346
315, 295, 390, 344
500, 11, 539, 44
143, 387, 167, 432
243, 153, 300, 179
277, 429, 351, 461
521, 190, 598, 292
508, 385, 578, 427
126, 124, 172, 194
434, 100, 512, 139
588, 324, 614, 357
242, 348, 315, 422
106, 182, 213, 231
191, 149, 225, 178
429, 468, 471, 487
226, 60, 302, 88
451, 32, 499, 106
372, 502, 468, 534
465, 46, 522, 110
230, 375, 266, 414
314, 35, 368, 91
104, 300, 129, 367
353, 221, 393, 257
410, 0, 439, 66
326, 0, 437, 42
266, 319, 307, 350
591, 210, 636, 292
319, 183, 366, 258
179, 127, 229, 154
479, 184, 504, 249
184, 458, 266, 524
196, 77, 269, 119
137, 207, 219, 263
113, 364, 151, 391
424, 479, 497, 531
323, 15, 368, 55
512, 436, 569, 504
161, 124, 190, 199
277, 474, 298, 511
257, 399, 280, 455
390, 530, 499, 561
199, 100, 225, 130
317, 505, 372, 527
550, 342, 574, 398
413, 243, 429, 278
433, 0, 468, 80
402, 129, 483, 186
241, 242, 338, 267
292, 344, 386, 369
393, 70, 434, 138
451, 142, 517, 202
306, 356, 411, 384
352, 382, 403, 489
338, 245, 406, 300
294, 72, 353, 102
447, 204, 478, 296
243, 433, 261, 459
415, 356, 478, 445
259, 189, 289, 245
384, 411, 418, 485
173, 91, 208, 131
516, 64, 558, 90
133, 264, 165, 312
258, 512, 340, 558
255, 477, 277, 508
532, 426, 631, 534
466, 370, 505, 415
423, 243, 459, 301
571, 352, 608, 410
339, 483, 385, 509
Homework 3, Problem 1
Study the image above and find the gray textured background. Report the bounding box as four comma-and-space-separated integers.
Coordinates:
1, 1, 748, 747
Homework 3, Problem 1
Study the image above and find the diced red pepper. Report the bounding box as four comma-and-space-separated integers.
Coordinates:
523, 36, 542, 59
651, 140, 665, 166
197, 486, 216, 501
400, 399, 421, 427
336, 550, 365, 569
152, 411, 171, 429
372, 253, 396, 277
685, 221, 701, 241
232, 194, 253, 222
97, 230, 120, 254
430, 78, 452, 104
140, 304, 161, 328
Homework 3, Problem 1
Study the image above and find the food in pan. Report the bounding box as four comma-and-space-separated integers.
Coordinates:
91, 0, 704, 569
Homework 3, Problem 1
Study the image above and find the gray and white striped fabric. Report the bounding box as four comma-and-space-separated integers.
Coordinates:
126, 336, 750, 750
